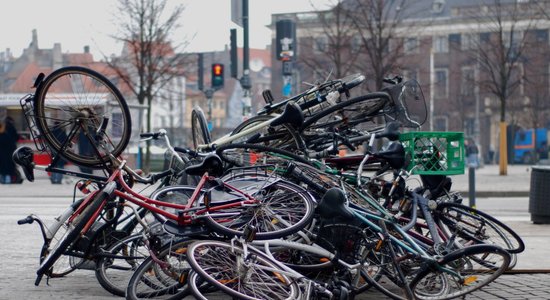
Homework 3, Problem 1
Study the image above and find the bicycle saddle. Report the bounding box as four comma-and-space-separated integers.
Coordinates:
374, 142, 406, 170
316, 188, 354, 219
184, 154, 224, 177
12, 146, 35, 182
270, 101, 304, 128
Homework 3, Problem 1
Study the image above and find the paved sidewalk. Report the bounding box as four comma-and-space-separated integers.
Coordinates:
451, 164, 532, 197
1, 165, 549, 299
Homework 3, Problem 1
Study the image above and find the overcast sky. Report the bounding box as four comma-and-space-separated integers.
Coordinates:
0, 0, 332, 59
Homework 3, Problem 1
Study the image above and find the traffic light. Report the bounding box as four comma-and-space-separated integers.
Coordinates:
212, 63, 224, 88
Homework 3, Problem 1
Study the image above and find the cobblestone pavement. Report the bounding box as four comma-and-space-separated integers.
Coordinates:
1, 180, 549, 299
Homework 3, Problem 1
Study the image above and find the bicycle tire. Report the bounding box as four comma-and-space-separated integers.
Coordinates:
95, 233, 148, 297
204, 178, 315, 240
35, 189, 108, 285
230, 115, 306, 152
186, 239, 300, 300
410, 244, 510, 300
34, 66, 131, 168
125, 238, 195, 300
301, 93, 389, 131
435, 202, 525, 254
188, 271, 210, 300
191, 106, 211, 150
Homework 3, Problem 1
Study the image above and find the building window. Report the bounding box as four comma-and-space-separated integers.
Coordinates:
461, 67, 476, 96
402, 69, 418, 81
434, 116, 448, 131
433, 36, 449, 53
351, 35, 362, 53
461, 33, 478, 50
479, 32, 490, 43
404, 37, 418, 54
434, 68, 448, 98
314, 36, 328, 53
533, 29, 548, 43
503, 30, 523, 61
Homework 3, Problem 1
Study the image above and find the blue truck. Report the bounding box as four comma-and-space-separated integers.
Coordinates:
513, 128, 549, 164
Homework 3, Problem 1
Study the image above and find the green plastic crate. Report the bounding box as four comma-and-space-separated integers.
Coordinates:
399, 131, 465, 175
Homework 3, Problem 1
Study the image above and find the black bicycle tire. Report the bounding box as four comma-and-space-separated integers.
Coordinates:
191, 106, 211, 150
34, 66, 131, 168
435, 202, 525, 254
204, 179, 315, 240
95, 233, 147, 297
186, 239, 300, 300
125, 238, 195, 299
301, 93, 389, 131
230, 115, 306, 152
35, 190, 108, 285
410, 244, 510, 300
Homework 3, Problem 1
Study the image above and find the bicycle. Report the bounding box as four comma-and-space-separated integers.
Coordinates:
191, 73, 368, 152
14, 66, 317, 289
183, 187, 511, 300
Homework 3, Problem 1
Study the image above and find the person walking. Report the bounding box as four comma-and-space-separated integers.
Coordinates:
465, 138, 480, 169
0, 109, 19, 184
50, 122, 68, 184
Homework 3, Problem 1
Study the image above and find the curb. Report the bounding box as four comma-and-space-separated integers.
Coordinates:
458, 191, 530, 198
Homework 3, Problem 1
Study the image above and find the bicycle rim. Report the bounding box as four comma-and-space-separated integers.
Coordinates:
410, 244, 510, 300
205, 179, 315, 240
34, 66, 131, 167
187, 240, 299, 300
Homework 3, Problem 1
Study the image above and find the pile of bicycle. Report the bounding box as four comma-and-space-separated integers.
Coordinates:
13, 66, 524, 300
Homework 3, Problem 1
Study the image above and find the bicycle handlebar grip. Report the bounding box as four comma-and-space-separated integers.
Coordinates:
140, 132, 162, 139
17, 215, 34, 225
174, 146, 196, 156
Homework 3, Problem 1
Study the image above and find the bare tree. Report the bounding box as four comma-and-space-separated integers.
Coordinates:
465, 0, 540, 173
298, 0, 362, 81
346, 0, 431, 91
107, 0, 191, 171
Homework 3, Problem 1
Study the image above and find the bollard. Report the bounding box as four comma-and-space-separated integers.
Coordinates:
468, 166, 476, 208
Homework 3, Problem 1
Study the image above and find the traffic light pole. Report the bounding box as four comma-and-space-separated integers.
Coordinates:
240, 0, 251, 119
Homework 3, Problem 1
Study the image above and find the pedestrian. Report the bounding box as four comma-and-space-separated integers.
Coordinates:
538, 141, 549, 161
78, 129, 94, 174
465, 138, 479, 168
50, 122, 68, 184
0, 109, 20, 184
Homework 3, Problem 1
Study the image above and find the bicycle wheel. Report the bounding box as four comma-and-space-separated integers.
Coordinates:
126, 238, 195, 300
95, 233, 148, 297
435, 202, 524, 267
34, 66, 131, 168
230, 115, 305, 152
410, 244, 510, 300
301, 93, 388, 131
35, 189, 108, 285
204, 178, 315, 240
187, 239, 300, 300
191, 106, 211, 150
188, 271, 219, 300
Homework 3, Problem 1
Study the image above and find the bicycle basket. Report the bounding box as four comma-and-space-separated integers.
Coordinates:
399, 131, 464, 175
384, 79, 427, 128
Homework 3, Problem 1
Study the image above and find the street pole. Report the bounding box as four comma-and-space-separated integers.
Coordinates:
241, 0, 251, 119
429, 48, 434, 132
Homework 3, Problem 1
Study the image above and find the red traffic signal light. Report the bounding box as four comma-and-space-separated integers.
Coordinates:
212, 63, 224, 88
